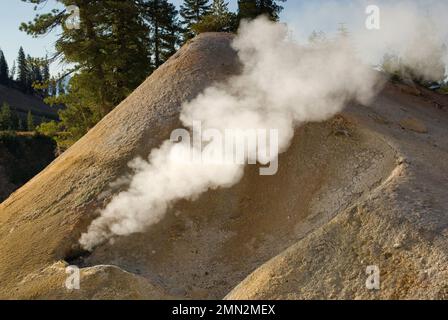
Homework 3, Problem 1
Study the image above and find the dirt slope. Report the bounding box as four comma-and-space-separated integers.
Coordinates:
0, 33, 447, 299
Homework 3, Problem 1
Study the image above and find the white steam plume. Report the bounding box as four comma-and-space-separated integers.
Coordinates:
79, 17, 380, 251
286, 0, 448, 81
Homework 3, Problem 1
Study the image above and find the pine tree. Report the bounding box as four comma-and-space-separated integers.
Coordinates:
309, 30, 327, 45
145, 0, 181, 68
27, 56, 44, 95
192, 0, 237, 33
0, 49, 9, 86
103, 1, 153, 112
212, 0, 229, 15
158, 2, 182, 65
337, 23, 349, 38
18, 118, 24, 131
237, 0, 286, 22
57, 79, 65, 96
48, 77, 57, 97
27, 110, 34, 132
21, 0, 154, 145
238, 0, 257, 21
0, 103, 12, 131
17, 47, 28, 92
26, 54, 34, 94
180, 0, 211, 40
10, 107, 19, 131
41, 57, 50, 97
9, 60, 16, 82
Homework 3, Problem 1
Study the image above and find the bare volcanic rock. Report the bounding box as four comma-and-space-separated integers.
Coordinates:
0, 33, 238, 299
1, 33, 448, 300
399, 117, 428, 134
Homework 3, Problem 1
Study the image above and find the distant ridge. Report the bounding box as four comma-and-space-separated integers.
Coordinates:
0, 84, 62, 121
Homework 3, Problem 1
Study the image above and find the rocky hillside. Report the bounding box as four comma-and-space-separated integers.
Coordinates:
0, 33, 447, 299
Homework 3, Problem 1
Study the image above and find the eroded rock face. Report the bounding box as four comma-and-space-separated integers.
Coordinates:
226, 84, 448, 300
1, 33, 447, 300
78, 117, 397, 299
15, 262, 174, 300
0, 33, 239, 299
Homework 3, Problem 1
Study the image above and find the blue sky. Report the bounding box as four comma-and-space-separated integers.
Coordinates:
2, 0, 431, 75
0, 0, 64, 74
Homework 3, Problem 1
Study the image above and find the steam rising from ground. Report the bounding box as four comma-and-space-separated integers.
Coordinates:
80, 6, 445, 250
